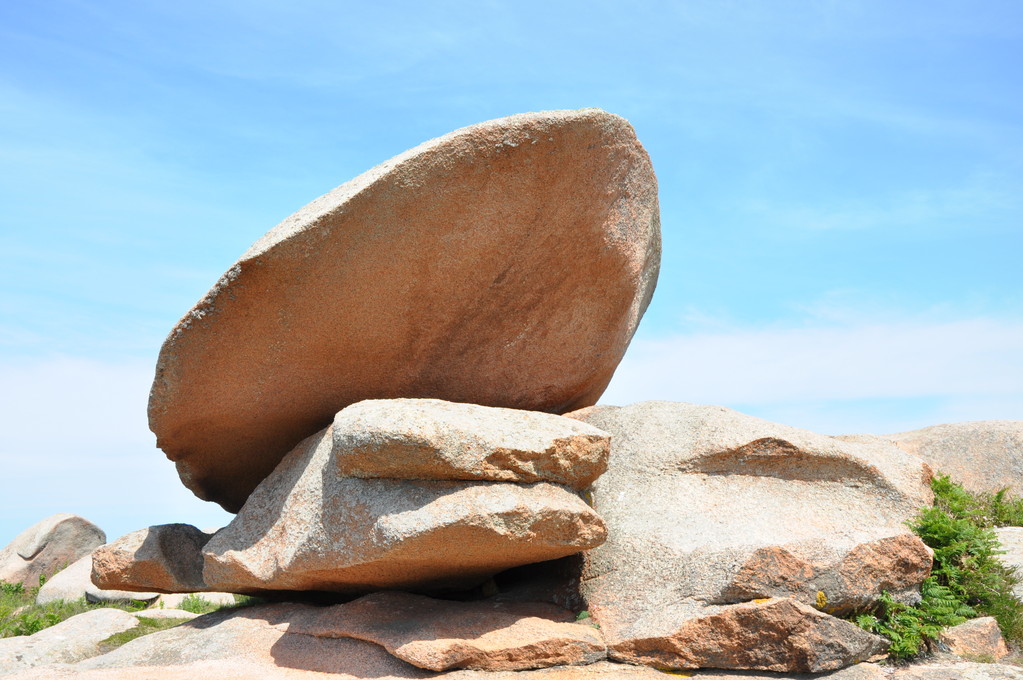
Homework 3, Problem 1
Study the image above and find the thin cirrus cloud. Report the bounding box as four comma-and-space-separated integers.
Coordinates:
601, 316, 1023, 426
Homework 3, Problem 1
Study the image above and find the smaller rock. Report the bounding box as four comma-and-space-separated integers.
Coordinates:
154, 592, 237, 609
91, 525, 211, 594
287, 591, 606, 671
0, 514, 105, 587
938, 616, 1008, 660
333, 399, 610, 489
0, 607, 138, 675
883, 421, 1023, 495
36, 553, 159, 605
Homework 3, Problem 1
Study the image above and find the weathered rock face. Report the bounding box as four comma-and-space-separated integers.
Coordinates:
938, 616, 1009, 660
885, 421, 1023, 495
332, 399, 610, 489
201, 424, 606, 593
0, 608, 138, 676
0, 514, 105, 587
92, 525, 212, 594
149, 108, 661, 512
565, 401, 933, 672
287, 591, 606, 671
36, 552, 159, 605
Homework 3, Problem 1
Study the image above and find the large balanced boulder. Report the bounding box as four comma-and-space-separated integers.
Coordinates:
0, 514, 105, 587
885, 421, 1023, 495
564, 401, 935, 673
199, 418, 606, 593
149, 108, 661, 511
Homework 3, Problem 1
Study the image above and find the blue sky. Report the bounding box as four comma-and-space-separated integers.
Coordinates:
1, 1, 1021, 543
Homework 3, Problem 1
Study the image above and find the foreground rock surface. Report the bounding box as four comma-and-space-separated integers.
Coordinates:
566, 401, 933, 672
286, 591, 605, 671
149, 108, 661, 512
0, 608, 138, 676
333, 399, 610, 489
3, 602, 892, 679
202, 424, 606, 593
92, 525, 212, 594
885, 420, 1023, 495
36, 553, 158, 604
0, 514, 105, 587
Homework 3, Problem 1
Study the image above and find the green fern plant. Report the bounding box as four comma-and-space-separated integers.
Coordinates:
852, 474, 1023, 660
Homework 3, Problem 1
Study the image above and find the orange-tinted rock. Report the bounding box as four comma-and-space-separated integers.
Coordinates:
92, 525, 211, 594
938, 616, 1009, 660
0, 514, 105, 587
149, 108, 660, 512
287, 591, 605, 671
611, 598, 886, 673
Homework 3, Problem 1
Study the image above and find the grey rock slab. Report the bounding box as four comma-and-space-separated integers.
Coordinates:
333, 399, 610, 489
202, 424, 606, 593
149, 108, 661, 513
565, 401, 932, 672
36, 553, 159, 605
0, 607, 138, 675
0, 514, 105, 587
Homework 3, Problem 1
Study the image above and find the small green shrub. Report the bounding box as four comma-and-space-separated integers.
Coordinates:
178, 594, 225, 615
852, 474, 1023, 660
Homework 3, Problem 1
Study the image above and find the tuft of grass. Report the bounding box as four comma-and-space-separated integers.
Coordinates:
852, 474, 1023, 660
97, 616, 191, 653
178, 594, 226, 615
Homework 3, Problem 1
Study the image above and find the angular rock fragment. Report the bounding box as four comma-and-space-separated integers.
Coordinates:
149, 108, 661, 512
611, 598, 886, 673
0, 514, 105, 587
938, 616, 1009, 660
287, 591, 605, 671
564, 401, 933, 672
36, 552, 159, 604
92, 524, 212, 594
333, 399, 610, 489
202, 425, 606, 593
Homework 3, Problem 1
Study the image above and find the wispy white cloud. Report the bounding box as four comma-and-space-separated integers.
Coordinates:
601, 316, 1023, 433
0, 356, 232, 544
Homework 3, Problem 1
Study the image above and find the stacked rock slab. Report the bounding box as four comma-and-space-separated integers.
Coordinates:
565, 401, 935, 673
95, 399, 610, 594
148, 108, 661, 512
0, 514, 105, 587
